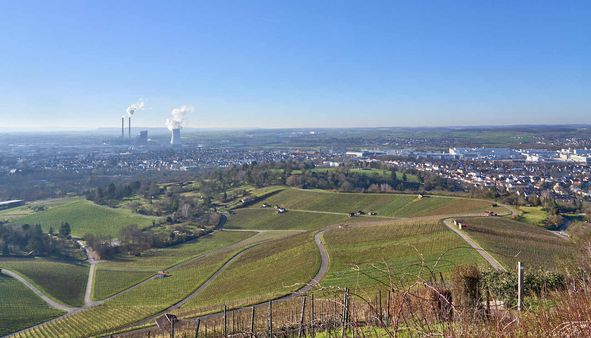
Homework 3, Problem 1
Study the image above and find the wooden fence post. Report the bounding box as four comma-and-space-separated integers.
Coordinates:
194, 319, 201, 338
311, 294, 316, 338
171, 319, 175, 338
298, 296, 307, 338
251, 306, 256, 338
224, 305, 228, 337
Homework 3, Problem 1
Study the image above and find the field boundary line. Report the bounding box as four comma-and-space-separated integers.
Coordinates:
442, 218, 507, 272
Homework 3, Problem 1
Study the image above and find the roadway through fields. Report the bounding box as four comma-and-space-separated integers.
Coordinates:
77, 240, 98, 307
443, 218, 507, 272
115, 230, 330, 337
0, 269, 74, 313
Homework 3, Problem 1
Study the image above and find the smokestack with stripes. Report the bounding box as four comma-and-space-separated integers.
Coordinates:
126, 100, 144, 139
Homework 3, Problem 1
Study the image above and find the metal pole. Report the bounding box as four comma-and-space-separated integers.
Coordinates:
268, 300, 273, 338
517, 261, 524, 311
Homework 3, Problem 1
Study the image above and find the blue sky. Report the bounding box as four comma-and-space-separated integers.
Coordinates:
0, 0, 589, 130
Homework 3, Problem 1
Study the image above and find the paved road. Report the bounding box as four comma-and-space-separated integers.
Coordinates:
77, 240, 98, 307
0, 268, 74, 313
443, 218, 507, 272
116, 229, 330, 337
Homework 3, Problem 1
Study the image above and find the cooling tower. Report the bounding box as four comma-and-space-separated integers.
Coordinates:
170, 128, 181, 145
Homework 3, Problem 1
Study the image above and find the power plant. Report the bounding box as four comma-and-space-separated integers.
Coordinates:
170, 128, 181, 145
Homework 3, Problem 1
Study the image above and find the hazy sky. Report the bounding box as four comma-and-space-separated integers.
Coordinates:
0, 0, 590, 130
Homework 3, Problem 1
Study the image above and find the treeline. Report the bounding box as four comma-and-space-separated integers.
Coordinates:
0, 221, 77, 258
86, 219, 220, 259
201, 161, 426, 194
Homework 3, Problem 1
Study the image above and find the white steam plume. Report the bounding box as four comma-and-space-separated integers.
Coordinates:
166, 105, 193, 131
126, 100, 145, 116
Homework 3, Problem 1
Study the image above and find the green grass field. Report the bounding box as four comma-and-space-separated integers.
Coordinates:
257, 189, 496, 218
225, 208, 349, 230
175, 231, 319, 317
94, 231, 256, 300
322, 221, 485, 291
0, 258, 89, 307
0, 274, 65, 336
15, 199, 157, 237
464, 217, 573, 269
0, 198, 78, 222
517, 206, 549, 226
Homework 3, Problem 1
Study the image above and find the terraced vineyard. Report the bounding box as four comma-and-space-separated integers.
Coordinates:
4, 189, 539, 337
175, 232, 319, 317
322, 220, 485, 291
15, 199, 157, 237
260, 189, 499, 217
13, 245, 248, 337
0, 258, 89, 307
0, 275, 64, 336
464, 217, 573, 269
94, 231, 256, 300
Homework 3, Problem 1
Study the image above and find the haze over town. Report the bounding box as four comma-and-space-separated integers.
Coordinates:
1, 1, 590, 130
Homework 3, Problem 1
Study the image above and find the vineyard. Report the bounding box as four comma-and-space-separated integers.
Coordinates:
464, 217, 573, 269
0, 258, 89, 307
260, 189, 499, 217
0, 274, 64, 336
321, 220, 485, 291
93, 231, 255, 300
4, 188, 575, 337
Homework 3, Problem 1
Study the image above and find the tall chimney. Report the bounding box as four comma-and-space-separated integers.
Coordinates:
128, 117, 131, 138
121, 117, 125, 138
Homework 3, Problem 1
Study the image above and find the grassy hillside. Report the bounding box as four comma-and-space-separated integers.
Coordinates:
175, 232, 319, 317
258, 189, 497, 217
94, 231, 256, 300
0, 258, 89, 307
0, 275, 64, 336
225, 208, 348, 230
517, 206, 549, 226
322, 221, 485, 291
15, 199, 156, 237
463, 217, 573, 269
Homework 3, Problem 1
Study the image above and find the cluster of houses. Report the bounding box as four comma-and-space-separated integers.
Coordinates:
383, 155, 591, 203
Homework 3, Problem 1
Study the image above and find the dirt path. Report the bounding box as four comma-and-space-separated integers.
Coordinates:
115, 229, 330, 337
0, 269, 74, 313
443, 218, 507, 272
